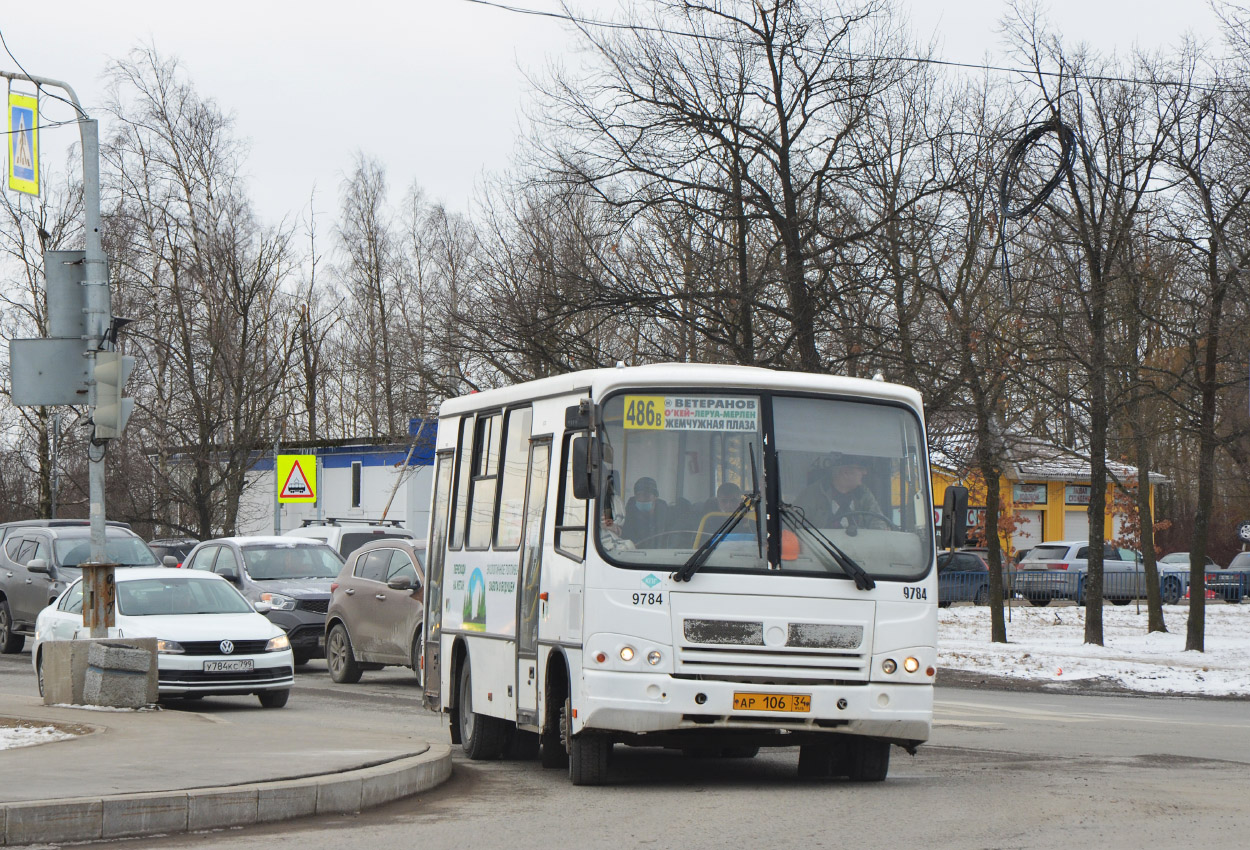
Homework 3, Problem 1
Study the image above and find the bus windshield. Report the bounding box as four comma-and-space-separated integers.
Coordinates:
596, 392, 932, 580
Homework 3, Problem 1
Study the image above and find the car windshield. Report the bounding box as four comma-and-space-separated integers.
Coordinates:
596, 392, 932, 580
116, 577, 254, 616
54, 533, 160, 567
241, 544, 343, 580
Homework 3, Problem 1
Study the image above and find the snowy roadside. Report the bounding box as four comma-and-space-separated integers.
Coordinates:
0, 720, 78, 750
938, 603, 1250, 697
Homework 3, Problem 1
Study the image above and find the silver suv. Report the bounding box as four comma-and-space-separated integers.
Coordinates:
1014, 540, 1187, 606
0, 520, 160, 652
282, 519, 413, 559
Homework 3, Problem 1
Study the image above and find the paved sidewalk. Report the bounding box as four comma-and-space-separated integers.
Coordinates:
0, 693, 452, 844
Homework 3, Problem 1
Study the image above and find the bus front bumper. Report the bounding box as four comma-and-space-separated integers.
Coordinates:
578, 670, 932, 744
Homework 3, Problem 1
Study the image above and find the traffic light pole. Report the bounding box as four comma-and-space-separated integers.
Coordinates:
3, 70, 115, 637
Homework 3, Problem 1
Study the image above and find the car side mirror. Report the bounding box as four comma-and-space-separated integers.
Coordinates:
253, 600, 273, 614
27, 558, 52, 575
387, 576, 417, 591
162, 555, 179, 568
219, 569, 240, 583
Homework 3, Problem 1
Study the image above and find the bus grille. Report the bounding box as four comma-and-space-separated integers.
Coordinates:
675, 644, 868, 684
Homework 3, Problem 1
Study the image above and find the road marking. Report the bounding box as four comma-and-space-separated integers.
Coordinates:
936, 698, 1250, 730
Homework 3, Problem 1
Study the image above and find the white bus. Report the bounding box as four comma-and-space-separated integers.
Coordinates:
422, 364, 960, 785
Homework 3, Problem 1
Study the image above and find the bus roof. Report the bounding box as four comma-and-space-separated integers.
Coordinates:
438, 363, 924, 418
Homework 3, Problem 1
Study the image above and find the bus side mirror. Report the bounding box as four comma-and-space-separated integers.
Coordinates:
571, 436, 600, 501
940, 486, 968, 549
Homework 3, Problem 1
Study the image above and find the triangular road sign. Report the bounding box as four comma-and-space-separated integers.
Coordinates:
279, 458, 315, 500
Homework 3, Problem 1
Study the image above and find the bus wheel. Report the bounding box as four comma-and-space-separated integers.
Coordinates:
458, 658, 506, 760
846, 739, 890, 782
797, 744, 834, 778
540, 691, 568, 769
568, 731, 611, 786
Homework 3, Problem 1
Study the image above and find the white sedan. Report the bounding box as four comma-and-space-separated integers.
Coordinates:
33, 567, 295, 707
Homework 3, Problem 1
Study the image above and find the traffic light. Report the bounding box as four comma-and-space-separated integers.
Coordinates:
93, 351, 136, 439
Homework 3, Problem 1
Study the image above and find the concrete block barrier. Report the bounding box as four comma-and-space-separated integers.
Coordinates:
83, 642, 155, 708
0, 743, 452, 845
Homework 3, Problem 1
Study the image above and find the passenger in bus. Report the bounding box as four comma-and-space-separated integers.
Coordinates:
693, 481, 749, 544
621, 476, 670, 545
796, 454, 885, 529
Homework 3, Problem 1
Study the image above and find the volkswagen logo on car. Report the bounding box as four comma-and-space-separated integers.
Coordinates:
219, 640, 234, 655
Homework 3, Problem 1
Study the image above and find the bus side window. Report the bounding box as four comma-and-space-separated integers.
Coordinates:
555, 432, 588, 560
494, 407, 533, 550
467, 413, 503, 549
449, 417, 473, 550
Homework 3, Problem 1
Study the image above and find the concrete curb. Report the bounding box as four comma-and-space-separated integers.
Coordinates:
0, 742, 452, 845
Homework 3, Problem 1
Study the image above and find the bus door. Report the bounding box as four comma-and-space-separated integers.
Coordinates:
515, 438, 551, 727
422, 451, 455, 711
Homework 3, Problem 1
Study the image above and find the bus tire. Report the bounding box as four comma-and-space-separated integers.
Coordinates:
540, 676, 569, 769
846, 738, 890, 782
797, 744, 834, 778
459, 658, 506, 760
568, 729, 611, 786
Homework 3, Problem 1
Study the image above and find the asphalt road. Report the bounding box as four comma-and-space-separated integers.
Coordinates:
1, 651, 1247, 850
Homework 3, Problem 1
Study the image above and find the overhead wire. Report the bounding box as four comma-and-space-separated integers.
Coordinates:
459, 0, 1250, 95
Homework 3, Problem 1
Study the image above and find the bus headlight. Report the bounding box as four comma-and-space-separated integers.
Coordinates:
903, 656, 920, 673
881, 658, 897, 674
620, 646, 635, 662
647, 650, 662, 666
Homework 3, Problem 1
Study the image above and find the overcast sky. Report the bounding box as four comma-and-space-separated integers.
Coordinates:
4, 1, 1227, 226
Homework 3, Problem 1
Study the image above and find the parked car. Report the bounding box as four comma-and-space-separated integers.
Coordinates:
148, 538, 200, 568
324, 538, 427, 684
0, 520, 159, 653
182, 537, 344, 665
1014, 541, 1188, 605
1158, 552, 1219, 568
937, 550, 990, 607
283, 519, 413, 559
1205, 552, 1250, 603
32, 567, 293, 707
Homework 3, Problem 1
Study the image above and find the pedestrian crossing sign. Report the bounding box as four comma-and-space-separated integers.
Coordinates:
8, 91, 38, 196
277, 454, 317, 503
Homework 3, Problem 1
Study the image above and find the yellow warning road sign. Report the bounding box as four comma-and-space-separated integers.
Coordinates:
277, 454, 317, 503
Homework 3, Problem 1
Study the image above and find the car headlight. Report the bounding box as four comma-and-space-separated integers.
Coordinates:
157, 639, 185, 654
266, 634, 291, 652
260, 593, 297, 611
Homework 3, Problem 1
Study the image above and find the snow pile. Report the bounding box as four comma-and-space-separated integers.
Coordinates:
0, 722, 77, 750
938, 604, 1250, 696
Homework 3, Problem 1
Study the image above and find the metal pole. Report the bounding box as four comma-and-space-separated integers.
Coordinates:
50, 411, 59, 519
273, 436, 281, 536
3, 71, 115, 637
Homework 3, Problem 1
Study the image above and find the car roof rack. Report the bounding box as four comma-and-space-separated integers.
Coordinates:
299, 518, 405, 528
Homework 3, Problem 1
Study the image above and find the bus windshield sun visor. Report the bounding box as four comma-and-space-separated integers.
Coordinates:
778, 503, 876, 591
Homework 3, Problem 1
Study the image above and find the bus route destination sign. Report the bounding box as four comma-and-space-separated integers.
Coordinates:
623, 395, 759, 432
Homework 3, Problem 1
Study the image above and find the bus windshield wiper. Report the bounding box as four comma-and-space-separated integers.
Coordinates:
778, 503, 876, 590
671, 491, 760, 583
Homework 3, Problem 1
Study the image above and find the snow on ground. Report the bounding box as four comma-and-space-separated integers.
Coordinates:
939, 603, 1250, 697
0, 722, 77, 750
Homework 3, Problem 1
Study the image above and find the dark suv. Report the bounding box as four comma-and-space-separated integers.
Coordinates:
0, 520, 160, 652
183, 536, 344, 666
148, 538, 200, 568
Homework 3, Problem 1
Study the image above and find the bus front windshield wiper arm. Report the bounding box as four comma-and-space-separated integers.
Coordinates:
671, 491, 760, 583
778, 502, 876, 591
